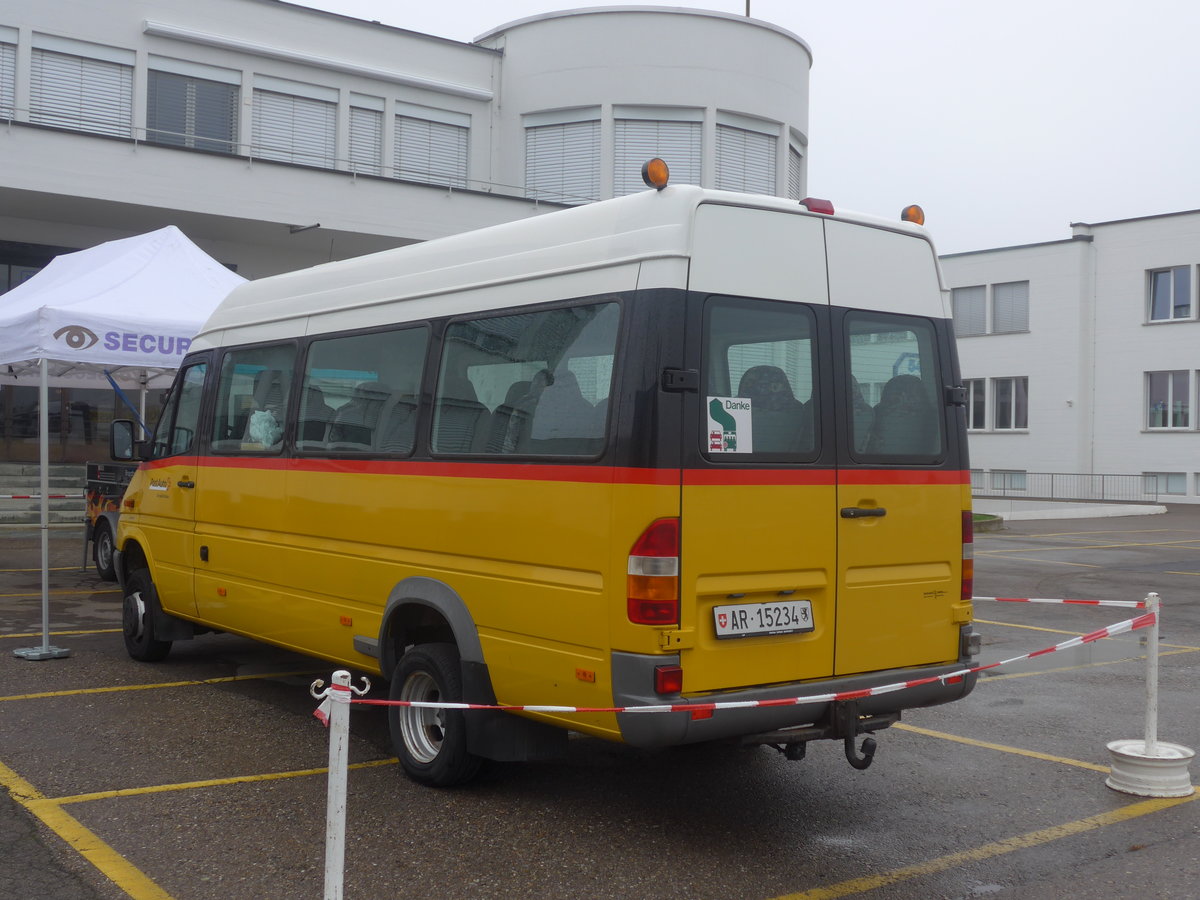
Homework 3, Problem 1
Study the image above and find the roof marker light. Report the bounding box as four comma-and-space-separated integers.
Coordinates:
642, 157, 670, 190
901, 204, 926, 225
800, 197, 835, 215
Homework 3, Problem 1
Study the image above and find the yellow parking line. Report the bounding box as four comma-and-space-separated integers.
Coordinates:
0, 566, 89, 573
0, 669, 324, 702
772, 792, 1196, 900
55, 758, 397, 805
0, 589, 121, 598
973, 553, 1099, 568
1166, 571, 1200, 576
895, 723, 1109, 772
0, 628, 121, 639
0, 759, 176, 900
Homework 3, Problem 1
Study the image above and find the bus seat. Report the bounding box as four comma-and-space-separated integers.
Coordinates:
299, 385, 334, 444
525, 369, 604, 453
486, 380, 533, 453
328, 380, 390, 449
375, 392, 419, 454
737, 365, 809, 453
241, 369, 288, 447
864, 374, 936, 455
433, 375, 490, 453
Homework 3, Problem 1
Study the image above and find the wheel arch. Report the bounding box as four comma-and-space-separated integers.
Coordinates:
377, 576, 485, 679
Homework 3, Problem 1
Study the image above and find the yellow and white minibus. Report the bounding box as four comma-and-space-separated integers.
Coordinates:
112, 168, 978, 786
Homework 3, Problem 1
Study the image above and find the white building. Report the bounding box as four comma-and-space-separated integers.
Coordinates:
941, 209, 1200, 503
0, 0, 813, 464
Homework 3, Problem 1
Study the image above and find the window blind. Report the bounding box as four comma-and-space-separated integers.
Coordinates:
0, 42, 14, 119
992, 281, 1030, 333
349, 106, 383, 176
252, 89, 336, 168
787, 146, 803, 200
716, 124, 776, 195
147, 70, 238, 153
30, 48, 133, 137
525, 120, 599, 205
613, 119, 701, 196
395, 116, 468, 187
952, 285, 987, 337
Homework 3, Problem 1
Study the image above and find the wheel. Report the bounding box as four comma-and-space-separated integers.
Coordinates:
93, 521, 117, 582
122, 568, 173, 662
389, 643, 482, 787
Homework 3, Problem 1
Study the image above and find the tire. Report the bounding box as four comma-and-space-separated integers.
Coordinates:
122, 568, 173, 662
389, 643, 482, 787
93, 521, 117, 582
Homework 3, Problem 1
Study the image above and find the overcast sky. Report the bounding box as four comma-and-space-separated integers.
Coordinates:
290, 0, 1200, 254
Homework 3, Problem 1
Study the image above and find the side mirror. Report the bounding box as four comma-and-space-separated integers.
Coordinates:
110, 420, 149, 461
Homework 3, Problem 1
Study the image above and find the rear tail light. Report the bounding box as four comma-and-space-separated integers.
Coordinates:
961, 510, 974, 602
627, 518, 680, 625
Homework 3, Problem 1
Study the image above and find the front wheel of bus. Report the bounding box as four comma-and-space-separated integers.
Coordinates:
123, 568, 173, 662
389, 643, 482, 787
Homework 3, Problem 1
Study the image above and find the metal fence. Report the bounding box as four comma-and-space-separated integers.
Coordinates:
971, 472, 1161, 503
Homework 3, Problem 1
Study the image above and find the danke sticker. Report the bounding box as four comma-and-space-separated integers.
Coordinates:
707, 397, 753, 453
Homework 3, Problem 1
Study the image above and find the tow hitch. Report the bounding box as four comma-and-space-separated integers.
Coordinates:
743, 700, 897, 771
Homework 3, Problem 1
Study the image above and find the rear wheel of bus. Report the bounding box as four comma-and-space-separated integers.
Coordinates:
389, 643, 482, 787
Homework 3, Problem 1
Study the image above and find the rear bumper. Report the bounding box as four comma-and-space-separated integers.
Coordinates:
611, 650, 976, 748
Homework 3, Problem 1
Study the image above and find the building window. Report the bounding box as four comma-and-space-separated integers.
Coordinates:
953, 282, 1029, 336
0, 36, 15, 120
992, 281, 1030, 333
970, 469, 986, 491
252, 80, 337, 169
146, 69, 238, 153
525, 114, 600, 205
613, 110, 701, 196
786, 145, 804, 200
1148, 266, 1191, 321
1144, 472, 1186, 496
993, 377, 1028, 429
716, 119, 777, 195
1146, 370, 1190, 428
990, 470, 1027, 491
965, 378, 986, 430
348, 95, 383, 176
395, 106, 469, 188
952, 285, 986, 337
30, 44, 134, 138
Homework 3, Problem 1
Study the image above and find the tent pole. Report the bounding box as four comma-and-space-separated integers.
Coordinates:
13, 358, 71, 661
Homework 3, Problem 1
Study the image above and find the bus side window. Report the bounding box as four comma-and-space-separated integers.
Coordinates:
210, 345, 296, 454
436, 301, 619, 457
299, 326, 428, 455
150, 362, 207, 459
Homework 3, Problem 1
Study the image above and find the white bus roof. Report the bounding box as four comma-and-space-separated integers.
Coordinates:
195, 186, 937, 347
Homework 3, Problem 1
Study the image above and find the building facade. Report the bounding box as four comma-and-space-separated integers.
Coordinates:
0, 1, 813, 463
941, 210, 1200, 503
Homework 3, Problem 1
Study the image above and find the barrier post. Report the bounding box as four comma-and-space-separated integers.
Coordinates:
323, 670, 352, 900
1106, 593, 1194, 797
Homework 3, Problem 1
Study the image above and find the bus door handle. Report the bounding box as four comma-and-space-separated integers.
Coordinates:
841, 506, 886, 519
177, 480, 195, 489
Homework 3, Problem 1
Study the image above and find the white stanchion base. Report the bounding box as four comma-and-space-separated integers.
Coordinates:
1105, 739, 1195, 797
13, 646, 72, 660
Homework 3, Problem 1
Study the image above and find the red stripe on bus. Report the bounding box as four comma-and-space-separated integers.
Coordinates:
143, 456, 967, 487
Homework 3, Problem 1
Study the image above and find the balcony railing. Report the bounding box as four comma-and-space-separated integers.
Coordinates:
972, 472, 1162, 503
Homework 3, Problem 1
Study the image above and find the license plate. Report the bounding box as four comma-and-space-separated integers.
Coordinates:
713, 599, 814, 639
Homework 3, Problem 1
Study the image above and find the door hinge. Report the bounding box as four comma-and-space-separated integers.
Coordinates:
945, 385, 967, 406
662, 368, 700, 392
659, 628, 694, 650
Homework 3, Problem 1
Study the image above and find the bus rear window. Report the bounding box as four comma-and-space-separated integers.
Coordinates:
703, 297, 817, 461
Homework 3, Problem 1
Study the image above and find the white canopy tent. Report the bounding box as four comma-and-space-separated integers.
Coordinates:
0, 225, 245, 659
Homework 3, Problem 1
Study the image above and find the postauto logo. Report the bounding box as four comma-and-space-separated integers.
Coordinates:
52, 325, 192, 356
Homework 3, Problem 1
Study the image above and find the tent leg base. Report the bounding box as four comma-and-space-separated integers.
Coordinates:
13, 646, 72, 660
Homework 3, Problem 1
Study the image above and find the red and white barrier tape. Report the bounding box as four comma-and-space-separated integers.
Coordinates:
0, 493, 84, 500
975, 596, 1147, 609
322, 611, 1156, 722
